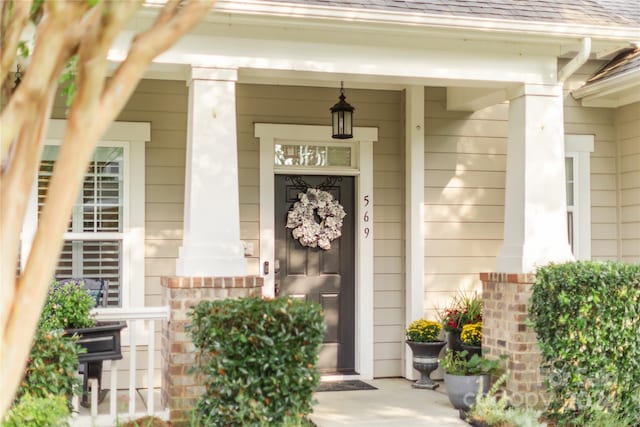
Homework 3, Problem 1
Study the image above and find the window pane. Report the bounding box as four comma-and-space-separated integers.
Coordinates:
55, 239, 122, 307
275, 144, 352, 168
565, 157, 574, 206
567, 212, 574, 254
327, 146, 351, 167
39, 146, 123, 233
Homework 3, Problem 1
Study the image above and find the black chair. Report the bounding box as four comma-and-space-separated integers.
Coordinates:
58, 278, 108, 308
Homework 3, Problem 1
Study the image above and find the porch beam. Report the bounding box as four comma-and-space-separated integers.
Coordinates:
446, 87, 507, 112
496, 83, 574, 273
176, 66, 247, 277
404, 86, 425, 379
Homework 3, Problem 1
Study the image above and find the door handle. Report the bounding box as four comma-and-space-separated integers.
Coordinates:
263, 261, 269, 275
274, 259, 280, 274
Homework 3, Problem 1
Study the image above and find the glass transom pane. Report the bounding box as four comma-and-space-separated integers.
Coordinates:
275, 144, 352, 168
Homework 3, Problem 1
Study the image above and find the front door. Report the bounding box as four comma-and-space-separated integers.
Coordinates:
275, 175, 355, 374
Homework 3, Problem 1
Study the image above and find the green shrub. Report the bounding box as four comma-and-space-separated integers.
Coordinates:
40, 281, 96, 330
17, 329, 82, 402
188, 297, 325, 426
529, 261, 640, 426
2, 393, 69, 427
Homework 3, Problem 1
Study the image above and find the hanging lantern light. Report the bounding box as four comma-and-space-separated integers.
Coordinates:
330, 81, 354, 139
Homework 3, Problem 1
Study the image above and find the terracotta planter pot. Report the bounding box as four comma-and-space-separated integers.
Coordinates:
406, 340, 446, 390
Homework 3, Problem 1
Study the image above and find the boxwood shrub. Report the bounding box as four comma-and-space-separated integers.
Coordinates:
529, 261, 640, 426
188, 297, 325, 426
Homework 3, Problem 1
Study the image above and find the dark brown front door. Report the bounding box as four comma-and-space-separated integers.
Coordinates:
275, 175, 355, 374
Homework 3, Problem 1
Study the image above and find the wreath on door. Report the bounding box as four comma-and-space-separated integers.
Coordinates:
286, 188, 346, 250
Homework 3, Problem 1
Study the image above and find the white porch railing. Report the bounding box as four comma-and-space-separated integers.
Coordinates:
70, 306, 170, 427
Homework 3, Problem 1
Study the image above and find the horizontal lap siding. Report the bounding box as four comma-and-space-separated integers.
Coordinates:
424, 87, 506, 319
236, 84, 404, 377
565, 61, 618, 260
50, 80, 188, 390
617, 102, 640, 263
424, 64, 622, 319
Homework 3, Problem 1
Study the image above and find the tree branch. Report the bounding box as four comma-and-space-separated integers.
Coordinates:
98, 0, 216, 133
0, 1, 88, 166
0, 0, 32, 85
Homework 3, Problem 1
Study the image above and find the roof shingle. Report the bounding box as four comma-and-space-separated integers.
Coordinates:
261, 0, 640, 27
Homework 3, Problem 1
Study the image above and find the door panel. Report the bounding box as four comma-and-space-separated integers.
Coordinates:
275, 175, 355, 373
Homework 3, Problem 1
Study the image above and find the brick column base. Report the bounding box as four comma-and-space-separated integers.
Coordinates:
161, 276, 263, 426
480, 272, 547, 407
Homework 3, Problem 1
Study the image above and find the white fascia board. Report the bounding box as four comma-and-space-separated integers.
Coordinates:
211, 0, 640, 42
109, 26, 558, 85
573, 69, 640, 107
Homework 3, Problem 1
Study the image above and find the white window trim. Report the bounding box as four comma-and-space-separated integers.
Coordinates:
21, 119, 149, 309
565, 134, 594, 260
255, 123, 378, 380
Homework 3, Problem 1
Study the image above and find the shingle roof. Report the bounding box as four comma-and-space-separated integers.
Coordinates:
586, 48, 640, 84
263, 0, 640, 27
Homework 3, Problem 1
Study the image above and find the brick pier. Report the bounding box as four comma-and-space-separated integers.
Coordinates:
161, 276, 263, 425
480, 272, 546, 407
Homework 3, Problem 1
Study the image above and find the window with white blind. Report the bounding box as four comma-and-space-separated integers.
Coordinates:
20, 120, 149, 308
39, 146, 125, 306
565, 135, 594, 260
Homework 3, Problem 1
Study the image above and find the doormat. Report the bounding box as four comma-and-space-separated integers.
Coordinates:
316, 380, 377, 392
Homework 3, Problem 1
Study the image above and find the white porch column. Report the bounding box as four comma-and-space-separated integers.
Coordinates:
404, 86, 425, 379
496, 84, 574, 273
176, 67, 247, 276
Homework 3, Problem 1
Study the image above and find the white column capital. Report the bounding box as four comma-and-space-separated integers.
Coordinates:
188, 66, 238, 85
507, 83, 563, 100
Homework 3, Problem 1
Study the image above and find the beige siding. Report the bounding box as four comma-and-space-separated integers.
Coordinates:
423, 87, 506, 317
423, 62, 623, 319
236, 84, 405, 377
564, 61, 619, 260
50, 80, 188, 390
617, 102, 640, 263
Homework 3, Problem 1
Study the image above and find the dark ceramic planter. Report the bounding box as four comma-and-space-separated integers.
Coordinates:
461, 344, 482, 359
406, 340, 446, 390
444, 373, 491, 410
446, 330, 464, 352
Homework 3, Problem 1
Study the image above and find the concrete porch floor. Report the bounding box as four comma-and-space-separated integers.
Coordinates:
310, 378, 468, 427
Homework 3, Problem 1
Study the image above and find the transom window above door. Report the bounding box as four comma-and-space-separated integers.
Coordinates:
274, 143, 355, 169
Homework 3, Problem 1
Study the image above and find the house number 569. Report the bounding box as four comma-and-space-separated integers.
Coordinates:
363, 195, 370, 238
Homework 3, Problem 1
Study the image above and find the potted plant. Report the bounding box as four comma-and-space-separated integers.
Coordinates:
461, 321, 483, 358
439, 292, 483, 352
440, 349, 503, 411
41, 280, 126, 406
405, 319, 446, 389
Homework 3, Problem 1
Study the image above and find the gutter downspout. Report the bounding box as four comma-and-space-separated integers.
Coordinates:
558, 37, 592, 83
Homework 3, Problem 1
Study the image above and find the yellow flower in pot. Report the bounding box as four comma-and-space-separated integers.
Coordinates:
405, 319, 445, 390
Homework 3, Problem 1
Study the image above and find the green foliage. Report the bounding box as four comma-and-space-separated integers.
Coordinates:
59, 56, 78, 108
440, 349, 503, 376
405, 319, 442, 342
468, 372, 546, 427
1, 393, 69, 427
40, 281, 96, 330
188, 297, 325, 426
529, 261, 640, 426
17, 329, 83, 402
